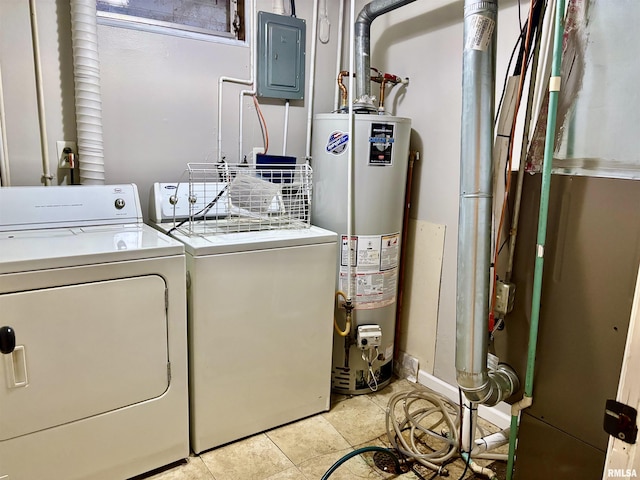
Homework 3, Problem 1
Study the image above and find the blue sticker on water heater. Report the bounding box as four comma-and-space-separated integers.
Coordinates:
326, 131, 349, 155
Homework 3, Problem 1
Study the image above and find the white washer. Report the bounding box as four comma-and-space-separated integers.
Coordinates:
0, 185, 189, 480
150, 183, 337, 454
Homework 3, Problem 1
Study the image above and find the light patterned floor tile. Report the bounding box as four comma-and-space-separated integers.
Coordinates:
200, 434, 294, 480
369, 378, 422, 410
263, 466, 307, 480
127, 378, 506, 480
323, 395, 387, 446
297, 447, 384, 480
266, 415, 351, 465
132, 456, 214, 480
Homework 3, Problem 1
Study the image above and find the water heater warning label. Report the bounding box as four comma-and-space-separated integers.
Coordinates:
369, 123, 395, 166
339, 232, 400, 309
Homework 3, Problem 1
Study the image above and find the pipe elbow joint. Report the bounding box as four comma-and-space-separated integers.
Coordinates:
457, 364, 519, 407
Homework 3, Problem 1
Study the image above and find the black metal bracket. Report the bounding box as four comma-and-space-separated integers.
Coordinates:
604, 399, 638, 445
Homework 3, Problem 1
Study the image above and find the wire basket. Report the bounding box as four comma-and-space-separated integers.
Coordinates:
172, 162, 312, 235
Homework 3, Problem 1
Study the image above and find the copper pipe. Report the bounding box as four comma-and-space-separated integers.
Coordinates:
378, 80, 388, 112
337, 71, 350, 108
394, 150, 417, 362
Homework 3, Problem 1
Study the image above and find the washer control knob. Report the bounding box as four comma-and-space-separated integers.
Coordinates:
0, 326, 16, 354
114, 198, 126, 210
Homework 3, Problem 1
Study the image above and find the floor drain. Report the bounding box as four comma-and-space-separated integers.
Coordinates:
372, 450, 403, 474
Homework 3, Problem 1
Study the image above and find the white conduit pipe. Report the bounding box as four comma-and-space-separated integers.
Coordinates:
238, 88, 254, 160
346, 0, 355, 302
282, 100, 289, 155
218, 0, 256, 163
29, 0, 52, 185
273, 0, 285, 15
471, 428, 510, 455
70, 0, 105, 185
0, 63, 10, 186
460, 400, 477, 453
238, 2, 259, 161
304, 0, 320, 161
333, 0, 345, 111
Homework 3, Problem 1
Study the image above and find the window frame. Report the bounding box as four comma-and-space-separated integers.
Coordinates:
96, 0, 245, 45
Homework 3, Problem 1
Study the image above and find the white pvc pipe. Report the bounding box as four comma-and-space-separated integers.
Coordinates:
0, 63, 10, 186
29, 0, 52, 186
304, 0, 320, 161
239, 88, 255, 159
346, 0, 355, 301
472, 452, 509, 461
273, 0, 285, 15
471, 429, 510, 455
461, 400, 477, 453
70, 0, 105, 185
282, 99, 290, 155
333, 0, 345, 111
218, 0, 256, 163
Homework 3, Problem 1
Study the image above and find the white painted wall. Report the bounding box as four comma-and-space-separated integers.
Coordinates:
365, 0, 525, 385
0, 0, 342, 215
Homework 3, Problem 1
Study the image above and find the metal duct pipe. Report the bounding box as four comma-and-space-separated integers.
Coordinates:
70, 0, 105, 184
354, 0, 415, 105
456, 0, 518, 406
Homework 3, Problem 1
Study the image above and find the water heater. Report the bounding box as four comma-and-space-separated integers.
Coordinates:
311, 113, 411, 394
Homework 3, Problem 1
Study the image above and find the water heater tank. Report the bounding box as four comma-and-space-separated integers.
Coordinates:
311, 113, 411, 394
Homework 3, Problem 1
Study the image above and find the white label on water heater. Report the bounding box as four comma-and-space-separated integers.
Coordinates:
339, 233, 400, 310
466, 15, 495, 51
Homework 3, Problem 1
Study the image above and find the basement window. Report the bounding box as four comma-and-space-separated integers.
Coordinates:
97, 0, 245, 42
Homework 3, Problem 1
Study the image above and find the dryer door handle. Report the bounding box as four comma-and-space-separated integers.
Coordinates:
0, 326, 15, 354
4, 345, 28, 388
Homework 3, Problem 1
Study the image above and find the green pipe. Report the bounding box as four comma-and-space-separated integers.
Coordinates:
506, 410, 519, 478
506, 1, 566, 478
320, 446, 401, 480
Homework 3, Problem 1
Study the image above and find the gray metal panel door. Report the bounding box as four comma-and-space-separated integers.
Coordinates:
496, 174, 640, 460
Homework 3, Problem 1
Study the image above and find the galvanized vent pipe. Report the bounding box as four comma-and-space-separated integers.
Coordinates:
456, 0, 518, 406
354, 0, 416, 105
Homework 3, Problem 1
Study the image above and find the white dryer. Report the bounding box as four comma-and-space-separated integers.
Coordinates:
0, 185, 189, 480
150, 182, 337, 454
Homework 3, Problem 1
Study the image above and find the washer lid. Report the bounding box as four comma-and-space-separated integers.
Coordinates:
0, 223, 184, 274
155, 225, 337, 256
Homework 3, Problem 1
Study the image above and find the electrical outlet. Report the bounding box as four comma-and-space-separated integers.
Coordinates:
56, 141, 77, 168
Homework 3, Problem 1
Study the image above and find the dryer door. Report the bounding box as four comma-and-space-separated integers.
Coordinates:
0, 275, 169, 441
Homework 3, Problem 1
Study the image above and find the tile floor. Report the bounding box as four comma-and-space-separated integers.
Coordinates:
137, 378, 506, 480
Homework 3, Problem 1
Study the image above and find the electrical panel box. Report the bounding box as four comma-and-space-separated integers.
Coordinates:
257, 12, 306, 100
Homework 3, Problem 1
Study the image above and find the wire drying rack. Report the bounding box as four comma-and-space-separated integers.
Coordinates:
170, 162, 312, 235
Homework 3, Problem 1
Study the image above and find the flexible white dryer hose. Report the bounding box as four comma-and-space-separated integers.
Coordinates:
70, 0, 105, 184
